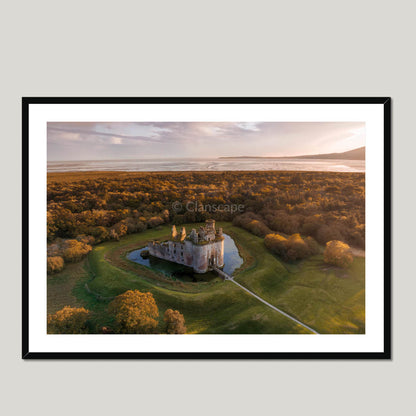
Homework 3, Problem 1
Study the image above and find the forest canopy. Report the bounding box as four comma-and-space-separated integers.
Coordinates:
47, 171, 365, 257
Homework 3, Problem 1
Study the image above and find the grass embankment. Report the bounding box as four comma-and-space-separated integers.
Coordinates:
47, 222, 365, 334
229, 228, 365, 333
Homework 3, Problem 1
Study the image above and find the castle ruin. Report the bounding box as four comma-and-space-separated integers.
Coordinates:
147, 219, 225, 273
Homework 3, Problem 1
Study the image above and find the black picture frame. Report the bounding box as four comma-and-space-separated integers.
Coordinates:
22, 97, 391, 359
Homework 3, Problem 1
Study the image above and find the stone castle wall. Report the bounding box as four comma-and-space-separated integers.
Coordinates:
147, 221, 224, 273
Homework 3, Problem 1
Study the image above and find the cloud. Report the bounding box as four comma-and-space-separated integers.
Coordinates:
47, 121, 365, 161
236, 122, 260, 131
48, 123, 170, 143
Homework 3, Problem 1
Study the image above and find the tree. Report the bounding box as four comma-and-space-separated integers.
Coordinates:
90, 225, 109, 243
233, 213, 271, 237
285, 233, 309, 261
324, 240, 353, 268
264, 233, 287, 257
47, 256, 64, 274
147, 216, 164, 228
47, 211, 57, 242
265, 233, 319, 261
247, 220, 271, 237
109, 221, 128, 240
304, 236, 320, 255
316, 225, 343, 245
164, 309, 186, 334
109, 290, 159, 334
47, 306, 90, 334
62, 239, 92, 262
124, 217, 146, 234
76, 234, 95, 245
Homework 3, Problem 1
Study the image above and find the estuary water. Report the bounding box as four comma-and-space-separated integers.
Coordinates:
127, 233, 243, 281
48, 158, 365, 173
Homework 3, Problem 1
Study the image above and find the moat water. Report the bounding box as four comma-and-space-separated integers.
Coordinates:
127, 233, 243, 282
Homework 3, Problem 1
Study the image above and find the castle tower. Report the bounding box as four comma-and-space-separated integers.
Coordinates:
204, 219, 216, 241
205, 219, 216, 233
189, 229, 198, 244
171, 225, 178, 240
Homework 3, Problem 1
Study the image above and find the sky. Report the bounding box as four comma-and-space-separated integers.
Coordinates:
47, 122, 365, 161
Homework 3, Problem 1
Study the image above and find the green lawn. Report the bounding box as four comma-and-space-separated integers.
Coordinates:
228, 226, 365, 334
47, 222, 365, 334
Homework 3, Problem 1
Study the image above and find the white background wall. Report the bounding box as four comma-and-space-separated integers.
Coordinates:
0, 1, 412, 415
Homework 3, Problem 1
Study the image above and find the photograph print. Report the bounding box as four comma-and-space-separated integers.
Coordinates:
23, 98, 391, 358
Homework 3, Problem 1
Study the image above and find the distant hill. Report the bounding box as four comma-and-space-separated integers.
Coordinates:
219, 146, 365, 160
289, 146, 365, 160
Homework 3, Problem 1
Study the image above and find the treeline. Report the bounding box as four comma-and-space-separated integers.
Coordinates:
47, 171, 365, 265
47, 289, 186, 334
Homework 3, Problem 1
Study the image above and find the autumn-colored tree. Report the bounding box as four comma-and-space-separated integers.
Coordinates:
49, 207, 78, 238
109, 290, 159, 334
90, 225, 109, 243
62, 239, 92, 262
47, 306, 90, 334
285, 233, 309, 261
324, 240, 353, 268
246, 220, 271, 237
76, 234, 95, 245
304, 236, 320, 255
264, 233, 287, 257
147, 216, 164, 228
265, 233, 319, 261
109, 221, 128, 240
268, 211, 302, 235
164, 309, 187, 334
161, 209, 170, 222
233, 213, 271, 237
47, 256, 64, 274
47, 211, 57, 242
316, 225, 344, 245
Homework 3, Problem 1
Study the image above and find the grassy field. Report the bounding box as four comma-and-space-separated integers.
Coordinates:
228, 227, 365, 334
47, 222, 365, 334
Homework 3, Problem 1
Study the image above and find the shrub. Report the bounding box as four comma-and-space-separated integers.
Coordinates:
62, 239, 92, 263
124, 217, 146, 234
267, 211, 302, 235
164, 309, 187, 334
109, 221, 128, 240
147, 216, 164, 228
324, 240, 353, 268
233, 213, 271, 237
47, 256, 64, 274
285, 233, 310, 261
109, 290, 159, 334
90, 226, 110, 243
316, 225, 343, 245
47, 306, 90, 334
264, 234, 287, 257
304, 236, 320, 255
265, 233, 320, 261
246, 220, 271, 237
76, 234, 95, 245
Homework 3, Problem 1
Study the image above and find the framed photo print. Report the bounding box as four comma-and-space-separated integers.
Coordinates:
22, 97, 391, 359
